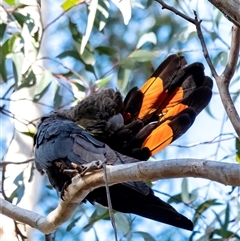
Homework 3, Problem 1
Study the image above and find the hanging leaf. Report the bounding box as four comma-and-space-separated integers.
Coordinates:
111, 0, 131, 25
5, 0, 15, 5
222, 203, 230, 232
193, 199, 222, 225
20, 131, 35, 138
57, 50, 81, 60
68, 22, 95, 65
54, 85, 63, 109
168, 193, 183, 204
128, 50, 157, 62
81, 44, 95, 65
235, 138, 240, 163
61, 0, 83, 11
18, 69, 37, 89
181, 178, 189, 203
33, 70, 52, 102
95, 75, 112, 88
81, 0, 98, 54
120, 50, 157, 69
12, 51, 24, 86
114, 212, 130, 234
95, 46, 119, 60
9, 171, 25, 204
82, 208, 110, 231
66, 215, 82, 231
134, 231, 156, 241
94, 0, 109, 31
136, 32, 157, 49
118, 67, 131, 91
0, 23, 7, 40
13, 12, 30, 27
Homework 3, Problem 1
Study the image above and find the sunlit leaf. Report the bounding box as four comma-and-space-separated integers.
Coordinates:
213, 51, 228, 67
71, 78, 86, 92
18, 70, 37, 89
0, 23, 7, 40
68, 21, 95, 65
114, 212, 130, 234
33, 70, 52, 102
134, 231, 156, 241
95, 75, 112, 88
54, 85, 63, 109
120, 50, 156, 69
111, 0, 131, 25
0, 48, 7, 81
13, 12, 29, 27
12, 52, 24, 86
168, 193, 183, 204
81, 0, 98, 54
127, 50, 157, 62
118, 67, 131, 91
95, 46, 119, 60
9, 171, 25, 204
20, 131, 35, 138
193, 199, 222, 225
57, 50, 81, 60
213, 229, 240, 239
85, 64, 96, 75
81, 44, 95, 65
119, 58, 136, 69
235, 138, 240, 163
136, 32, 157, 49
61, 0, 83, 11
5, 0, 15, 5
223, 203, 230, 232
181, 178, 189, 203
95, 0, 109, 31
66, 215, 81, 231
82, 208, 109, 231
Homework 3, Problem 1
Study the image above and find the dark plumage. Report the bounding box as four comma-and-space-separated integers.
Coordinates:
34, 113, 193, 231
34, 54, 213, 231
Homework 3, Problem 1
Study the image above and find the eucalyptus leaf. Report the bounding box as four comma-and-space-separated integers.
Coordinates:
33, 70, 52, 102
81, 0, 98, 54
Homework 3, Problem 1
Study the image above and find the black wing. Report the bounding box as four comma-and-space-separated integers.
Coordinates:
34, 114, 193, 230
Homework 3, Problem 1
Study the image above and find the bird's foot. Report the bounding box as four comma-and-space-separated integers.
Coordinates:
62, 168, 78, 177
71, 160, 106, 176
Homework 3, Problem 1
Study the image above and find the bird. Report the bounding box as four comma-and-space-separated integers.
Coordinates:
57, 54, 213, 160
34, 54, 213, 231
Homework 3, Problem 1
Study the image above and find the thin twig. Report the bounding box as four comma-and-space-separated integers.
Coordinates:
155, 0, 195, 24
193, 11, 218, 78
0, 158, 34, 167
102, 163, 118, 241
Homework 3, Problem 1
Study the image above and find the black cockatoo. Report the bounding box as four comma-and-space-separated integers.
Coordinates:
34, 54, 213, 231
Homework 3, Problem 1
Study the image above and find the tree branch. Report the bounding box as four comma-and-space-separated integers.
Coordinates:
1, 159, 239, 234
222, 26, 240, 81
217, 26, 240, 137
155, 0, 240, 137
208, 0, 240, 28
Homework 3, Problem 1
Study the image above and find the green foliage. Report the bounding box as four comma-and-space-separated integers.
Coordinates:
235, 138, 240, 163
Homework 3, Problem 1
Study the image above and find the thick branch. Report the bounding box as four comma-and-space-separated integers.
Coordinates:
1, 159, 240, 234
217, 26, 240, 137
222, 26, 240, 81
208, 0, 240, 28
